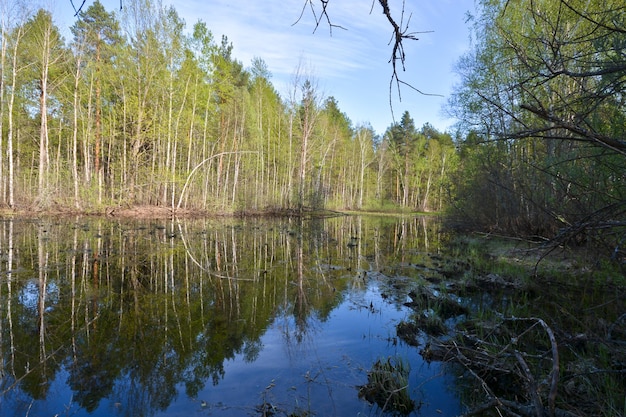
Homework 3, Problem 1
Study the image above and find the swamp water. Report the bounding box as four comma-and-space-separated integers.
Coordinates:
0, 215, 465, 417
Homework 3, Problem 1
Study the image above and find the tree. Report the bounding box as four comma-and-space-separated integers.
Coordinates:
2, 0, 457, 215
354, 124, 375, 208
71, 0, 428, 108
118, 0, 174, 203
0, 0, 8, 203
317, 96, 352, 208
71, 0, 121, 199
185, 21, 218, 209
209, 35, 250, 208
448, 0, 626, 251
386, 111, 417, 206
20, 10, 68, 202
297, 78, 321, 211
246, 56, 289, 210
1, 1, 33, 208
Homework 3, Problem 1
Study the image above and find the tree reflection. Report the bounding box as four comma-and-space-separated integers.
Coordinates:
0, 215, 441, 415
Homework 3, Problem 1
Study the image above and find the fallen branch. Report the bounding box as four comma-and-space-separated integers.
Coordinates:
515, 350, 544, 417
506, 317, 560, 417
428, 315, 567, 417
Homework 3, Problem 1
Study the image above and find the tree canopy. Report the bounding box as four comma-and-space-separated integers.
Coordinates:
0, 0, 454, 215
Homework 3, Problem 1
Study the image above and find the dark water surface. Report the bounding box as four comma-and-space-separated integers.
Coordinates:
0, 215, 464, 416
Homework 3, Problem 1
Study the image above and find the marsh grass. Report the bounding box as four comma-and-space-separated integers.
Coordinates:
358, 356, 415, 416
416, 233, 626, 417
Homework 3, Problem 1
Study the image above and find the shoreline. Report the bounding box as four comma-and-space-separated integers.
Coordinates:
0, 204, 432, 220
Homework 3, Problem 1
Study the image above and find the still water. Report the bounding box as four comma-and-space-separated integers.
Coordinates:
0, 215, 463, 416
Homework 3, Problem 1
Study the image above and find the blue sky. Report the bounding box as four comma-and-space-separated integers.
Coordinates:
56, 0, 475, 135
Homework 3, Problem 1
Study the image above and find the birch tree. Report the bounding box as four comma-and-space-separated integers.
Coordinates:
1, 1, 31, 208
21, 10, 67, 204
297, 79, 321, 211
354, 124, 375, 209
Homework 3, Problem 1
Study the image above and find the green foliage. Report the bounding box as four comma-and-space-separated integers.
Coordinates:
447, 0, 626, 254
71, 0, 122, 56
381, 114, 458, 211
0, 0, 458, 214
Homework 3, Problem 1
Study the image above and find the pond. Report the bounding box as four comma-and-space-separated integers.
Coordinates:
0, 215, 465, 417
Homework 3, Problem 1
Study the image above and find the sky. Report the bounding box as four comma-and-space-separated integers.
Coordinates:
54, 0, 475, 136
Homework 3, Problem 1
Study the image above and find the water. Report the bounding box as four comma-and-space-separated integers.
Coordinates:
0, 215, 463, 416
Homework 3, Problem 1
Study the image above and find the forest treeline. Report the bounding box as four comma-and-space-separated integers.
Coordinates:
1, 0, 625, 256
0, 0, 456, 215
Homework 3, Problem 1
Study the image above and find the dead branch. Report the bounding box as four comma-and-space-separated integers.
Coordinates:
533, 201, 626, 272
72, 0, 122, 16
430, 316, 568, 417
450, 340, 501, 403
559, 0, 626, 35
608, 313, 626, 342
298, 0, 439, 123
520, 104, 626, 155
379, 0, 441, 119
70, 0, 87, 16
293, 0, 346, 34
505, 317, 560, 417
515, 350, 545, 417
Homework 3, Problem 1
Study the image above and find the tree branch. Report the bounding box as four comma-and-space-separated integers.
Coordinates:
71, 0, 87, 16
379, 0, 440, 108
293, 0, 346, 34
72, 0, 122, 16
520, 104, 626, 155
298, 0, 440, 122
559, 0, 626, 35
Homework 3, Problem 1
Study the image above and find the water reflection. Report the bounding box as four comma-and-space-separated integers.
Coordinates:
0, 215, 461, 416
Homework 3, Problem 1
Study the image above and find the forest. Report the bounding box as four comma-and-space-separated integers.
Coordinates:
0, 0, 456, 216
0, 0, 625, 255
447, 0, 626, 255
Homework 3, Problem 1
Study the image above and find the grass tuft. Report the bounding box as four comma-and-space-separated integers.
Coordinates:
358, 356, 415, 416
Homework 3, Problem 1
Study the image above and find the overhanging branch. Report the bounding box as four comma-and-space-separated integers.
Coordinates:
298, 0, 440, 121
520, 104, 626, 155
